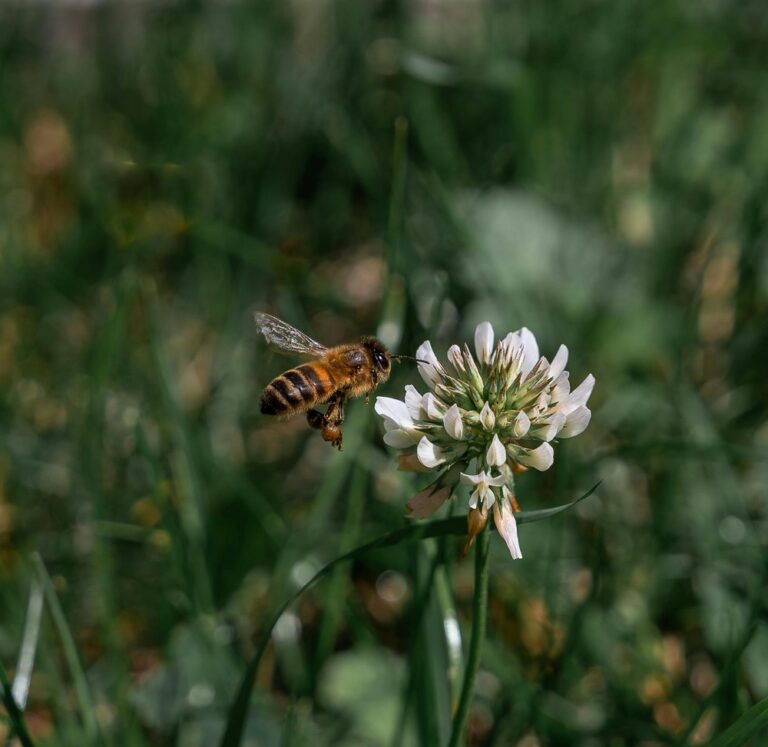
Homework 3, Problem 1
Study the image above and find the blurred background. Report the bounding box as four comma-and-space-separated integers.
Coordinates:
1, 1, 768, 745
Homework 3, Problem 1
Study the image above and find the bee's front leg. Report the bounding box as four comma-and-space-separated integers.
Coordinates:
364, 367, 380, 405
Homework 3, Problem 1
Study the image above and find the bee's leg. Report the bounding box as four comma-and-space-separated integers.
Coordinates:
306, 409, 325, 431
367, 369, 379, 403
321, 393, 346, 450
337, 393, 347, 424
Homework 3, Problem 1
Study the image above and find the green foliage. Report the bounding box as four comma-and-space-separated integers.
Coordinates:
1, 1, 768, 745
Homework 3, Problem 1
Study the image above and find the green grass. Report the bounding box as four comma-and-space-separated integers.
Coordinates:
2, 1, 768, 745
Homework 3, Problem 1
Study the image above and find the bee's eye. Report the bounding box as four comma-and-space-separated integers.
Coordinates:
374, 350, 389, 370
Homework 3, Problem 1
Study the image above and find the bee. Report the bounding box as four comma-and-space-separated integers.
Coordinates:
255, 312, 407, 449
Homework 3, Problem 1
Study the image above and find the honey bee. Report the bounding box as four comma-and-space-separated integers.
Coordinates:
255, 312, 404, 449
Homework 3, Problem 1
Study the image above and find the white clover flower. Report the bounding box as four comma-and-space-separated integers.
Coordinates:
375, 321, 595, 560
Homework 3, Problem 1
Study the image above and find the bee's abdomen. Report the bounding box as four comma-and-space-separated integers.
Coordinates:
260, 364, 335, 416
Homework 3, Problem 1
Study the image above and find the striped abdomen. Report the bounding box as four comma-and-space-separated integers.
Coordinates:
260, 364, 337, 416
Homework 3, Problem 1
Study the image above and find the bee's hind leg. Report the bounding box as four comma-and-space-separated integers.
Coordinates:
306, 409, 325, 431
320, 393, 346, 450
308, 403, 343, 449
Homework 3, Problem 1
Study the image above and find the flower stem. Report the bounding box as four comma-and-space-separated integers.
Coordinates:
448, 523, 491, 747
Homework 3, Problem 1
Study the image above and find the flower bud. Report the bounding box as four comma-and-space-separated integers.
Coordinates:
486, 434, 506, 467
474, 321, 494, 365
463, 344, 485, 392
443, 404, 464, 440
502, 484, 521, 512
513, 410, 530, 437
461, 505, 488, 557
447, 344, 465, 373
417, 436, 448, 469
422, 393, 446, 420
516, 442, 554, 471
479, 402, 496, 431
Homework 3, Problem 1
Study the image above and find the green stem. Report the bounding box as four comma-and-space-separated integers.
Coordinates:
448, 524, 491, 747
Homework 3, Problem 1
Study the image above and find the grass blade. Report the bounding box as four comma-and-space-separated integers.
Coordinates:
219, 482, 599, 747
704, 698, 768, 747
0, 666, 35, 747
11, 581, 44, 712
31, 553, 99, 743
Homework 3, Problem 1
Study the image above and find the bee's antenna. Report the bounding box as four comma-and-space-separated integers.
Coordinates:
392, 354, 429, 365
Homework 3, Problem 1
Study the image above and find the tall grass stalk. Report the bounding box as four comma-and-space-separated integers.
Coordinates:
448, 523, 491, 747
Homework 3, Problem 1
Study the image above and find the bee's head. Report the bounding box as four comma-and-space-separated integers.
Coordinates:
362, 337, 392, 378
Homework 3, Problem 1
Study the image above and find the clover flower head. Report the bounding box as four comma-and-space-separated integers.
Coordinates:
374, 321, 595, 559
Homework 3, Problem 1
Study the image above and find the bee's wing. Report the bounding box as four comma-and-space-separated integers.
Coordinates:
254, 312, 328, 357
